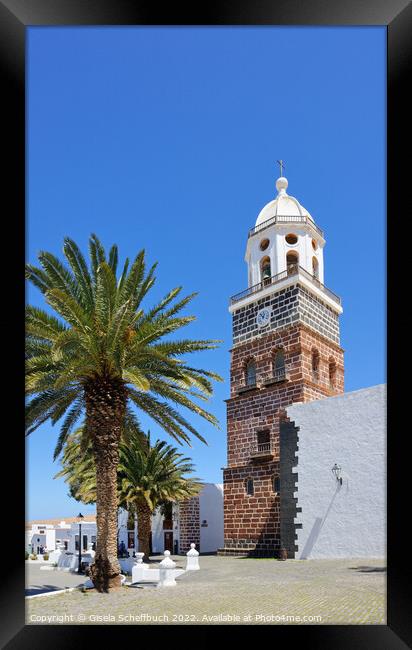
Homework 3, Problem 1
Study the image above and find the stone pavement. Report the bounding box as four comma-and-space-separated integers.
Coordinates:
26, 556, 386, 625
26, 564, 86, 596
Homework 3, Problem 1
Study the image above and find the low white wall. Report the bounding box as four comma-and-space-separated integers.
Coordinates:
287, 384, 386, 559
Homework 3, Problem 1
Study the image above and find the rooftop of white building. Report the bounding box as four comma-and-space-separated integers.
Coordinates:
25, 515, 96, 530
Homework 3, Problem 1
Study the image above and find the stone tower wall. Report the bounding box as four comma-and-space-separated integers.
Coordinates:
231, 284, 341, 346
178, 496, 200, 554
222, 311, 343, 556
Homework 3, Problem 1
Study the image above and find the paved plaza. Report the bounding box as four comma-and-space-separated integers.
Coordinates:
26, 555, 386, 625
26, 564, 87, 596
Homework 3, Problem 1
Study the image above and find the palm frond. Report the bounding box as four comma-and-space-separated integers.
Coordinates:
26, 234, 221, 457
63, 237, 94, 310
108, 244, 119, 275
53, 398, 84, 460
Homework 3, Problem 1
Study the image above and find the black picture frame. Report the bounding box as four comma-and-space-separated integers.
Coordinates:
1, 0, 409, 646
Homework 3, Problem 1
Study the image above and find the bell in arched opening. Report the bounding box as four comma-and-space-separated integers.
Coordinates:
286, 251, 299, 275
260, 256, 272, 285
312, 256, 319, 279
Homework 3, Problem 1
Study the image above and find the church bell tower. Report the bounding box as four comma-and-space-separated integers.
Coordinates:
220, 171, 344, 557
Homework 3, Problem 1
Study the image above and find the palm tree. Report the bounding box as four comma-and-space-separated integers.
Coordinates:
118, 433, 201, 559
56, 428, 201, 560
26, 234, 221, 591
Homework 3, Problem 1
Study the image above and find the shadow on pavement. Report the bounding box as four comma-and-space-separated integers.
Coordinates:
25, 584, 80, 596
348, 566, 386, 573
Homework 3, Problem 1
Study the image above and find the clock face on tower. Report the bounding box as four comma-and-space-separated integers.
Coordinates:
256, 307, 271, 328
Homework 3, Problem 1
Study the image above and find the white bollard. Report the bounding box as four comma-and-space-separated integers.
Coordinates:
158, 550, 176, 587
186, 543, 200, 571
131, 552, 149, 584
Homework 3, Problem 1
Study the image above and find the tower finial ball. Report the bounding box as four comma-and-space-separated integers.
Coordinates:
276, 177, 288, 193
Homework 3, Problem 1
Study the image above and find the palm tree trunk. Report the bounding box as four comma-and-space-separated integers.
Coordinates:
136, 501, 152, 560
134, 511, 138, 551
85, 378, 126, 592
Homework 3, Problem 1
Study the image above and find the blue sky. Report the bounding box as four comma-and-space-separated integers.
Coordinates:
27, 26, 385, 520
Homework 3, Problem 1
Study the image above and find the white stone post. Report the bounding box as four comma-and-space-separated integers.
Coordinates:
186, 543, 200, 570
131, 551, 148, 584
158, 550, 177, 587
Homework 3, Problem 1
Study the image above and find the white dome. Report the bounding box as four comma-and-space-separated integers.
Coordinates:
255, 176, 314, 226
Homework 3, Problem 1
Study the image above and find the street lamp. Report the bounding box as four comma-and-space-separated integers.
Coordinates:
76, 512, 84, 574
331, 463, 343, 485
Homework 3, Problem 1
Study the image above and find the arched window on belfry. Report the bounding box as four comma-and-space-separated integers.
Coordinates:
312, 349, 320, 382
245, 359, 256, 387
260, 256, 271, 284
286, 251, 299, 275
312, 256, 319, 279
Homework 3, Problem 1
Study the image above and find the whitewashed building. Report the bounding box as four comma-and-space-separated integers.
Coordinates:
26, 519, 73, 553
118, 482, 224, 555
31, 482, 224, 556
280, 384, 386, 559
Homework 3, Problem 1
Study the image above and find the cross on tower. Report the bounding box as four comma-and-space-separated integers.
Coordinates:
276, 159, 285, 177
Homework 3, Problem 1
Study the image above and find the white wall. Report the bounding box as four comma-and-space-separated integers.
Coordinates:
151, 508, 166, 553
26, 524, 70, 552
150, 506, 180, 554
287, 384, 386, 559
45, 529, 56, 551
151, 485, 224, 554
29, 534, 47, 553
53, 529, 70, 549
118, 507, 129, 548
68, 522, 97, 553
199, 484, 224, 553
